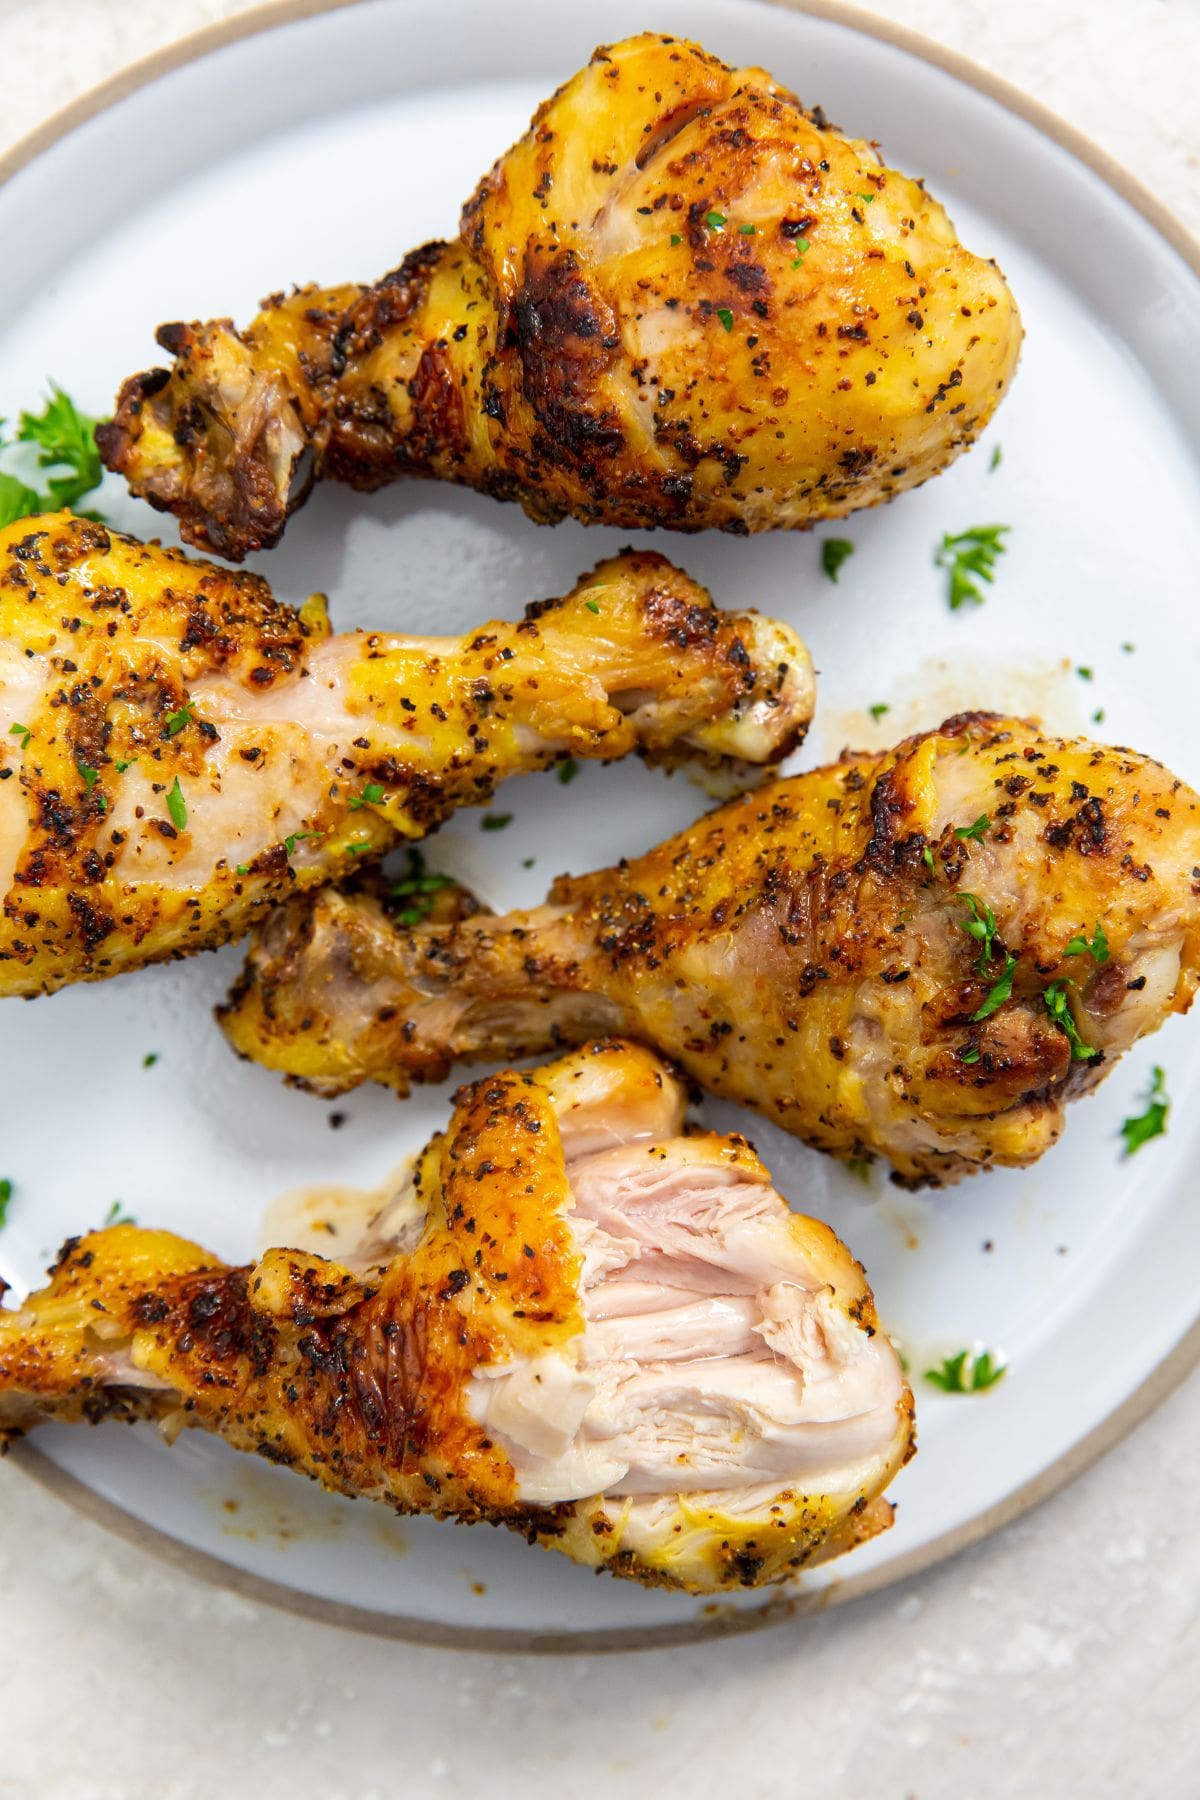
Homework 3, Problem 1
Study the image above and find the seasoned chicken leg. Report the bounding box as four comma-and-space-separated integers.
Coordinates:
0, 1042, 913, 1593
222, 714, 1200, 1186
0, 514, 811, 996
98, 32, 1020, 561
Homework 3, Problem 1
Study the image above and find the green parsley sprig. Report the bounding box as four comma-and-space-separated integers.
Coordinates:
936, 524, 1010, 611
821, 539, 854, 583
0, 386, 107, 528
1065, 920, 1108, 965
1043, 981, 1098, 1061
1120, 1066, 1170, 1157
925, 1348, 1007, 1394
389, 846, 457, 926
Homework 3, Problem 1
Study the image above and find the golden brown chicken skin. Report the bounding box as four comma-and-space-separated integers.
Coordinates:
222, 714, 1200, 1186
98, 32, 1020, 560
0, 514, 812, 996
0, 1042, 913, 1593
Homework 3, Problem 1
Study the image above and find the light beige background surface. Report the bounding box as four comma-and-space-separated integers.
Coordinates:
1, 2, 1198, 1795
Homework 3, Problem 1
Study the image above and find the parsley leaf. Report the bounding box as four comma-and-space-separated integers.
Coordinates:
971, 952, 1016, 1021
738, 221, 757, 234
283, 830, 322, 857
715, 307, 734, 332
585, 598, 600, 615
481, 813, 512, 831
925, 1348, 1007, 1393
557, 758, 580, 785
954, 813, 990, 843
821, 538, 854, 583
958, 1046, 981, 1064
868, 702, 890, 722
104, 1200, 136, 1227
165, 704, 193, 736
166, 777, 187, 830
1076, 665, 1093, 681
957, 892, 999, 973
0, 1176, 11, 1228
790, 238, 810, 267
142, 1053, 158, 1069
9, 722, 31, 750
922, 845, 936, 873
936, 524, 1010, 610
1043, 981, 1098, 1060
705, 210, 727, 230
0, 387, 107, 525
845, 1156, 873, 1183
77, 761, 100, 796
989, 443, 1003, 472
670, 233, 682, 246
1065, 920, 1108, 965
235, 863, 250, 876
389, 846, 456, 926
1120, 1066, 1169, 1157
348, 781, 385, 811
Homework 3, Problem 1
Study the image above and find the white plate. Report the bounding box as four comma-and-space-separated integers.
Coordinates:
1, 0, 1198, 1651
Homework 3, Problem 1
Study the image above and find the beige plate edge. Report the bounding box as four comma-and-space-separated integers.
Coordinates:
2, 0, 1199, 1654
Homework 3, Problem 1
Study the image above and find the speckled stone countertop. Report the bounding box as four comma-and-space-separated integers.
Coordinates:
0, 3, 1197, 1795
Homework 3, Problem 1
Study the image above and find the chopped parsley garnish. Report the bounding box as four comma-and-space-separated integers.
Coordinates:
935, 524, 1010, 610
166, 777, 187, 830
142, 1053, 158, 1069
868, 702, 890, 722
1092, 708, 1106, 725
165, 704, 193, 735
738, 222, 757, 234
235, 863, 250, 876
1076, 666, 1093, 682
344, 839, 372, 856
989, 444, 1003, 472
845, 1156, 873, 1182
0, 1177, 11, 1228
389, 846, 457, 925
971, 952, 1016, 1021
715, 308, 734, 332
1043, 981, 1098, 1060
790, 239, 810, 267
104, 1201, 136, 1227
115, 757, 135, 773
1065, 920, 1108, 965
821, 538, 854, 583
557, 758, 580, 785
958, 1046, 981, 1065
283, 830, 322, 857
922, 846, 936, 873
925, 1348, 1007, 1393
0, 385, 107, 527
522, 856, 536, 869
954, 813, 990, 843
9, 722, 30, 750
670, 233, 682, 246
1120, 1065, 1169, 1157
585, 598, 600, 614
957, 892, 999, 973
348, 781, 385, 811
705, 210, 727, 230
855, 191, 876, 204
481, 813, 512, 831
77, 761, 100, 795
1121, 641, 1135, 653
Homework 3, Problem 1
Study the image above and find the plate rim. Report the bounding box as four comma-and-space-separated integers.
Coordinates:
2, 0, 1198, 1655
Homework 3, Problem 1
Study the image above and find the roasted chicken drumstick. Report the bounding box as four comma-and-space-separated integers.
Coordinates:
0, 1041, 913, 1592
99, 32, 1020, 561
223, 715, 1200, 1186
0, 514, 811, 996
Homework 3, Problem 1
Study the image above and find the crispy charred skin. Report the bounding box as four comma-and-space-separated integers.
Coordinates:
0, 1042, 914, 1592
0, 515, 812, 996
99, 32, 1021, 559
220, 714, 1200, 1185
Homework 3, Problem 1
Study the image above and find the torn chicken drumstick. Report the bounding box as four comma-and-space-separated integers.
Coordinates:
0, 514, 812, 996
222, 714, 1200, 1186
0, 1041, 913, 1593
98, 31, 1020, 561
